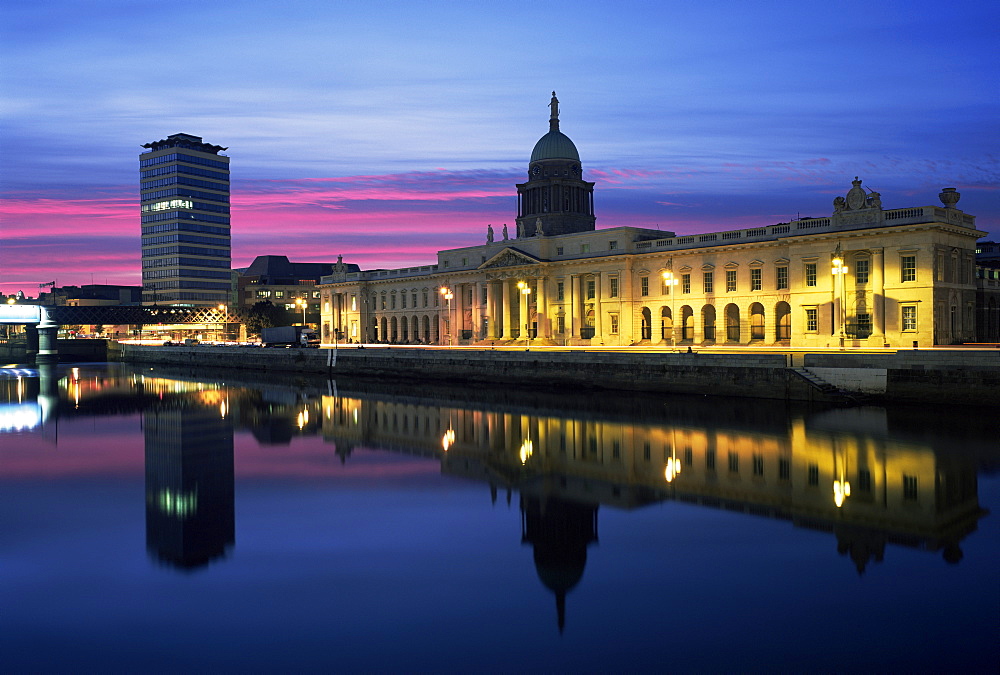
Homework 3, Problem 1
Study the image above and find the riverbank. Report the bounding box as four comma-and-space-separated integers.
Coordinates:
117, 343, 1000, 406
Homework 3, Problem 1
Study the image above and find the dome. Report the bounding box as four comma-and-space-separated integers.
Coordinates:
530, 130, 580, 162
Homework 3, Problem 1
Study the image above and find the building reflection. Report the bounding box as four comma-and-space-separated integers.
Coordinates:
320, 388, 990, 627
144, 402, 235, 570
1, 365, 992, 616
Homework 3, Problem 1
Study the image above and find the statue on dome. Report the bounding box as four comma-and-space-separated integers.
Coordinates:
487, 224, 494, 243
502, 224, 509, 241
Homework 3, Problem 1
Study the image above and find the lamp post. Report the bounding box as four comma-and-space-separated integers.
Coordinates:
516, 281, 532, 349
295, 297, 307, 326
661, 269, 678, 345
832, 248, 849, 347
439, 287, 453, 346
217, 304, 227, 342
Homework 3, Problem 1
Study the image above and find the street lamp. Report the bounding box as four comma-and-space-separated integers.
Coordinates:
832, 248, 849, 347
661, 269, 678, 344
516, 281, 532, 348
217, 304, 227, 342
295, 297, 307, 326
439, 287, 453, 345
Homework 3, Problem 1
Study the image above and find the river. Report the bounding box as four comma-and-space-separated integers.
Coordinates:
1, 362, 997, 672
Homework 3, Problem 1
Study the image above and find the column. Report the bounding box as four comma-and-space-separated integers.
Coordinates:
519, 282, 529, 340
486, 281, 499, 339
571, 274, 582, 337
502, 280, 512, 339
471, 282, 482, 340
593, 273, 602, 340
454, 283, 464, 342
872, 248, 885, 342
536, 277, 549, 339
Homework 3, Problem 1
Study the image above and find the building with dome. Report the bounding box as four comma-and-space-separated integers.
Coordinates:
318, 94, 985, 348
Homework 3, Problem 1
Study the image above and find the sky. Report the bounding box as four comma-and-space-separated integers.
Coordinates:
2, 0, 998, 294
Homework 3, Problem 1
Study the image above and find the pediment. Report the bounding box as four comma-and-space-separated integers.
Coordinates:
479, 247, 542, 269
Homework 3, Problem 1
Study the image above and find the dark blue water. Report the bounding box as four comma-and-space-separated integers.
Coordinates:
2, 363, 997, 672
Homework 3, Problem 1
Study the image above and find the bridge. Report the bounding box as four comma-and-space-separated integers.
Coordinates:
1, 304, 247, 362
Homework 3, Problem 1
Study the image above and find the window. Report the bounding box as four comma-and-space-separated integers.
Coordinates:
313, 291, 321, 298
412, 293, 417, 308
401, 293, 406, 309
901, 255, 916, 282
903, 475, 918, 500
752, 454, 764, 476
778, 458, 790, 481
902, 305, 917, 331
805, 307, 818, 332
612, 440, 621, 459
380, 295, 386, 310
556, 247, 564, 256
684, 447, 693, 466
423, 292, 429, 307
391, 294, 396, 309
728, 452, 739, 473
703, 272, 714, 294
581, 243, 591, 253
643, 442, 651, 461
461, 257, 467, 266
275, 290, 284, 299
350, 294, 357, 311
256, 290, 271, 298
610, 278, 619, 298
726, 270, 737, 292
750, 268, 762, 291
805, 262, 817, 287
557, 282, 565, 301
855, 258, 870, 284
776, 267, 788, 290
557, 315, 565, 334
808, 463, 819, 486
586, 279, 596, 300
682, 274, 691, 294
640, 276, 649, 296
609, 313, 619, 334
609, 240, 618, 250
706, 449, 716, 470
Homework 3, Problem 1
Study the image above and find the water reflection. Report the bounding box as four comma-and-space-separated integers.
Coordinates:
1, 365, 993, 609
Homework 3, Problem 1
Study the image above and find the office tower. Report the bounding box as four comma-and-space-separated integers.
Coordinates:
140, 134, 231, 306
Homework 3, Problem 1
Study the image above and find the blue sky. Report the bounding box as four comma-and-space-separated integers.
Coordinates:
2, 0, 998, 289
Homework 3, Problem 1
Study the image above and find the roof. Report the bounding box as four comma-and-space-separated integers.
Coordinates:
530, 130, 580, 162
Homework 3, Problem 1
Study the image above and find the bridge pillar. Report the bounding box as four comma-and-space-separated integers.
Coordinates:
35, 309, 59, 364
25, 326, 39, 360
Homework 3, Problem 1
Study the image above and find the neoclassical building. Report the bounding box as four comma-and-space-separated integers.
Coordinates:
319, 94, 984, 348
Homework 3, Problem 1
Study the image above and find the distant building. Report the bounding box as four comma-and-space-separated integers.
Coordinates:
39, 284, 142, 307
237, 255, 359, 326
140, 133, 231, 306
320, 93, 986, 348
975, 241, 1000, 341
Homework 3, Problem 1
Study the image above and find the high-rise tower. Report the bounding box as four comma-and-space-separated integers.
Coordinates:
515, 92, 596, 238
140, 133, 231, 306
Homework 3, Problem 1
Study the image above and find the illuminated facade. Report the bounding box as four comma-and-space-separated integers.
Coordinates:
140, 133, 231, 306
319, 98, 984, 348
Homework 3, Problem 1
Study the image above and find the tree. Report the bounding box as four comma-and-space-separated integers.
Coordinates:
244, 301, 289, 337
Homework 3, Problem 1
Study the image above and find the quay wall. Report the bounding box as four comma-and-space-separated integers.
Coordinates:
118, 345, 1000, 406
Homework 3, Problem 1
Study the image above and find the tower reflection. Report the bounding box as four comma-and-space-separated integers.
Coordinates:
143, 389, 235, 570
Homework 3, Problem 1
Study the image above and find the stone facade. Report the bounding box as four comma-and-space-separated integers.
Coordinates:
320, 181, 982, 349
318, 97, 984, 348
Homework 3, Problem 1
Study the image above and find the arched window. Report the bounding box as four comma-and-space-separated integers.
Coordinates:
750, 303, 765, 340
725, 304, 741, 342
641, 307, 652, 340
775, 302, 791, 341
680, 306, 694, 342
661, 306, 672, 342
702, 305, 716, 342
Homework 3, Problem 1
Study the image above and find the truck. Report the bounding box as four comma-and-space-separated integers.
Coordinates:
260, 326, 320, 348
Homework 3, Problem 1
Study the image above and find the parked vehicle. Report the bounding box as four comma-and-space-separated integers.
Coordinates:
261, 326, 319, 348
